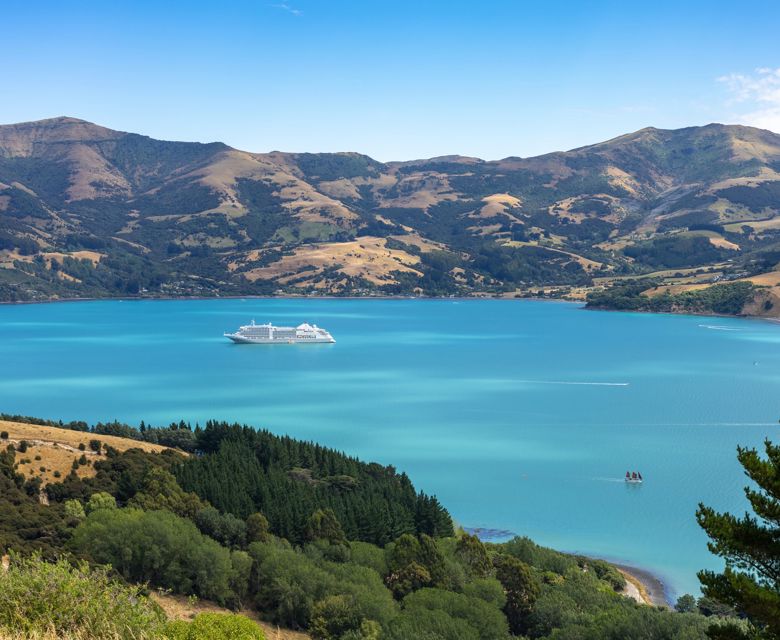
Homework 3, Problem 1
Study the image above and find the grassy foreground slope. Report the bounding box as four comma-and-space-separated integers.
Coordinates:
0, 416, 738, 639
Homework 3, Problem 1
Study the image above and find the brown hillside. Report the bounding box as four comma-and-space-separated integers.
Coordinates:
3, 117, 780, 301
0, 419, 180, 486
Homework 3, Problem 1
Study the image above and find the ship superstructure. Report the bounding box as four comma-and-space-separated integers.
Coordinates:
224, 320, 335, 344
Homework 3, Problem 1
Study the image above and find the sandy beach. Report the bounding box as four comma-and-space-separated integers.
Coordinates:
616, 564, 672, 607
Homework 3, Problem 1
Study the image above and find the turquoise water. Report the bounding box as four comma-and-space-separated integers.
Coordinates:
1, 298, 778, 598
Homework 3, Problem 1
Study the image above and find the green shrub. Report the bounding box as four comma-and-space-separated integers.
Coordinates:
349, 541, 387, 575
676, 593, 698, 613
0, 554, 166, 639
385, 607, 480, 640
455, 534, 492, 578
86, 491, 117, 513
248, 540, 397, 630
499, 536, 578, 575
129, 467, 205, 518
64, 499, 86, 521
70, 508, 239, 605
195, 506, 247, 549
401, 588, 510, 640
309, 595, 363, 640
0, 431, 7, 440
164, 613, 265, 640
590, 558, 627, 591
246, 512, 270, 544
461, 577, 507, 609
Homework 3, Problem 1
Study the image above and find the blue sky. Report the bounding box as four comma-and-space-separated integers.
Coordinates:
2, 0, 779, 160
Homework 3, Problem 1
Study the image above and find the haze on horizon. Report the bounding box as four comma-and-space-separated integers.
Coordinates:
2, 0, 780, 162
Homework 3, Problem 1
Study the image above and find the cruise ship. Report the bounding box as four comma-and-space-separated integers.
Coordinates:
224, 320, 336, 344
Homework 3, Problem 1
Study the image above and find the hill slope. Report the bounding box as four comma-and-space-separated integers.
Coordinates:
0, 418, 176, 486
0, 417, 720, 639
2, 117, 780, 301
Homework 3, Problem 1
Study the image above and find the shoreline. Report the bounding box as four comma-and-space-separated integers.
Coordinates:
0, 293, 581, 307
614, 563, 673, 608
2, 292, 778, 323
584, 303, 780, 322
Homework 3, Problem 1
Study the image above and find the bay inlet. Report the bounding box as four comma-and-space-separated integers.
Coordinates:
1, 297, 777, 598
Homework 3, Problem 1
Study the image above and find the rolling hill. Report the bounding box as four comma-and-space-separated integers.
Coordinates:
2, 117, 780, 304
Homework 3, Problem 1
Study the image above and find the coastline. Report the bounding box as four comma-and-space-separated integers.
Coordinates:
614, 563, 672, 608
0, 293, 581, 306
466, 527, 674, 609
3, 292, 778, 322
584, 303, 779, 322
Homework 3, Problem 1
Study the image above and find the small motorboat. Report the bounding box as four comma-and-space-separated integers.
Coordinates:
625, 471, 643, 484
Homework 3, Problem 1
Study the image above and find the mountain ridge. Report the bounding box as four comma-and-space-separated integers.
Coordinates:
1, 117, 780, 303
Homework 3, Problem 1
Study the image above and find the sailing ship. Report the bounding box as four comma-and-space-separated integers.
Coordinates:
625, 471, 643, 484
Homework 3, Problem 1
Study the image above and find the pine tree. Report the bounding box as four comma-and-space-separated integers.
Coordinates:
696, 439, 780, 640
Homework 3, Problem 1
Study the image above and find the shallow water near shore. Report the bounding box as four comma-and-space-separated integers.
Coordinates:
1, 298, 777, 598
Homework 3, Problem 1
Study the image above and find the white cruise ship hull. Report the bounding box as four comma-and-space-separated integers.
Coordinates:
225, 333, 335, 344
225, 320, 335, 344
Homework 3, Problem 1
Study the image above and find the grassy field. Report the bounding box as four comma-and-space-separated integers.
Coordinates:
240, 236, 423, 287
0, 419, 176, 485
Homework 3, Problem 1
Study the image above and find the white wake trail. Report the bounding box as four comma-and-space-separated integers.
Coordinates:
518, 380, 629, 387
698, 324, 741, 331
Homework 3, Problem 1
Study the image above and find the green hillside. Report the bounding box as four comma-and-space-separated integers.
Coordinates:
0, 415, 739, 639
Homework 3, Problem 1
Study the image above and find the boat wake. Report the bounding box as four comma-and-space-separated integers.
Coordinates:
698, 324, 741, 331
519, 380, 629, 387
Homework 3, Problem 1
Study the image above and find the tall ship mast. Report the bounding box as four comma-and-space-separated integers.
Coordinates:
224, 320, 336, 344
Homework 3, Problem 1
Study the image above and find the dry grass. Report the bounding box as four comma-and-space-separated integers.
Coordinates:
49, 251, 103, 265
0, 420, 179, 485
594, 236, 634, 251
387, 233, 447, 253
741, 270, 780, 287
708, 236, 740, 250
473, 193, 522, 220
64, 145, 132, 201
500, 241, 605, 272
378, 172, 459, 210
548, 193, 624, 225
641, 283, 712, 297
605, 165, 641, 197
0, 628, 111, 639
593, 265, 720, 285
709, 166, 780, 191
151, 593, 310, 640
277, 183, 357, 224
725, 217, 780, 234
675, 229, 740, 251
176, 149, 357, 224
241, 237, 422, 286
316, 178, 361, 200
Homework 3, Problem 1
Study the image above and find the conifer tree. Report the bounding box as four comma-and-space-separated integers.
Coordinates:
696, 440, 780, 640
